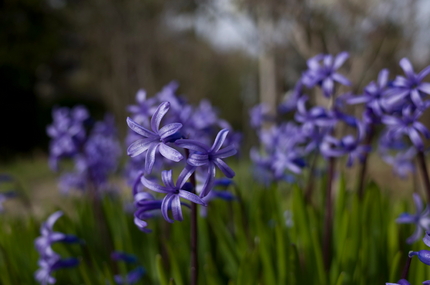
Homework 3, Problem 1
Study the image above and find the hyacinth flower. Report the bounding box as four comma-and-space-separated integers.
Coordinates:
127, 102, 184, 175
409, 231, 430, 267
133, 192, 164, 233
382, 106, 430, 151
34, 211, 81, 285
396, 193, 430, 244
140, 167, 206, 223
176, 129, 237, 198
320, 119, 371, 167
385, 58, 430, 108
249, 103, 272, 129
278, 80, 303, 114
347, 69, 390, 116
127, 89, 157, 126
46, 106, 89, 170
295, 95, 336, 135
381, 147, 416, 179
111, 251, 145, 285
302, 52, 351, 97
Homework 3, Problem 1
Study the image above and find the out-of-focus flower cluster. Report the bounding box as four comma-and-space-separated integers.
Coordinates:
125, 82, 239, 232
250, 52, 430, 185
47, 107, 121, 195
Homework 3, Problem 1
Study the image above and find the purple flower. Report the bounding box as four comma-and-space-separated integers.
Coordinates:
111, 251, 145, 285
176, 129, 237, 198
320, 120, 370, 167
127, 102, 184, 175
127, 89, 157, 126
409, 250, 430, 266
385, 58, 430, 108
114, 267, 145, 285
250, 103, 272, 128
46, 106, 89, 170
396, 194, 430, 244
140, 167, 206, 223
302, 52, 351, 97
295, 95, 336, 135
278, 81, 303, 114
34, 211, 81, 285
381, 147, 416, 179
347, 69, 390, 116
382, 106, 430, 151
133, 192, 163, 233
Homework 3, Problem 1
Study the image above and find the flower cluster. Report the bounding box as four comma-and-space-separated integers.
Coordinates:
34, 211, 81, 285
47, 107, 121, 195
250, 53, 430, 185
126, 83, 238, 231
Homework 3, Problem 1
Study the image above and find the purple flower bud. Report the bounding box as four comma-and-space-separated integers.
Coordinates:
410, 250, 430, 265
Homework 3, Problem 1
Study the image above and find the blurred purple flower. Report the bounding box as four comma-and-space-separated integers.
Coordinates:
382, 106, 430, 151
34, 211, 81, 285
250, 103, 272, 128
278, 81, 303, 114
111, 251, 145, 285
127, 102, 184, 175
295, 95, 335, 135
346, 69, 390, 116
396, 193, 430, 244
381, 147, 416, 179
46, 106, 89, 170
320, 120, 370, 167
127, 89, 157, 127
176, 129, 237, 197
140, 167, 206, 223
302, 52, 351, 97
385, 58, 430, 108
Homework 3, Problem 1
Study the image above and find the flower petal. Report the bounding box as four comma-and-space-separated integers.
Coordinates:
210, 129, 229, 152
332, 73, 351, 86
188, 153, 209, 166
333, 52, 349, 69
141, 176, 169, 193
175, 139, 209, 153
200, 165, 216, 198
159, 123, 182, 139
171, 195, 183, 221
151, 102, 170, 132
179, 190, 207, 206
161, 194, 175, 223
213, 158, 235, 178
161, 170, 175, 189
399, 58, 415, 78
127, 117, 154, 137
159, 143, 183, 162
378, 69, 389, 88
213, 145, 237, 159
176, 164, 196, 188
127, 139, 153, 157
144, 143, 160, 175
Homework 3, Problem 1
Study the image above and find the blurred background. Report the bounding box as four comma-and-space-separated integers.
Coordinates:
2, 0, 430, 160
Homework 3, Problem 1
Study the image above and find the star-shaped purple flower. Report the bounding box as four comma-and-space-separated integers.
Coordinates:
382, 106, 430, 151
127, 89, 157, 127
397, 193, 430, 244
140, 167, 206, 223
346, 69, 390, 116
320, 120, 370, 167
302, 52, 351, 97
127, 102, 184, 175
385, 58, 430, 108
175, 129, 237, 198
